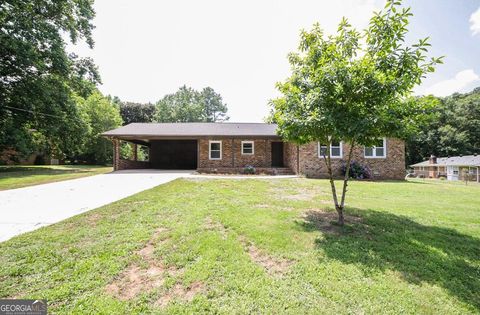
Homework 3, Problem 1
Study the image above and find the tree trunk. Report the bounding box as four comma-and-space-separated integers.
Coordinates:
322, 142, 341, 224
323, 139, 356, 226
336, 206, 345, 225
337, 140, 356, 226
340, 141, 355, 206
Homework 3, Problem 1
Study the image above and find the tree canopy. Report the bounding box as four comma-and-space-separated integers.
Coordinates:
406, 88, 480, 165
76, 91, 123, 164
155, 86, 229, 123
271, 0, 442, 225
0, 0, 101, 162
0, 1, 230, 165
119, 102, 156, 125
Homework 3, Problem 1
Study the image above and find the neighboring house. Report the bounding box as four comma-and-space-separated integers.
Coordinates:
410, 155, 480, 182
102, 123, 405, 179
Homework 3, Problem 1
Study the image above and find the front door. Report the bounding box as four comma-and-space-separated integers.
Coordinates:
271, 142, 284, 167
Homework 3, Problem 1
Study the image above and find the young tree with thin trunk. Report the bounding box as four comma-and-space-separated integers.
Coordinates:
271, 0, 442, 225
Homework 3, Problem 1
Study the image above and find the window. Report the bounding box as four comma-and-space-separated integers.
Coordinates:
209, 141, 222, 160
364, 138, 386, 158
318, 141, 343, 158
241, 141, 254, 155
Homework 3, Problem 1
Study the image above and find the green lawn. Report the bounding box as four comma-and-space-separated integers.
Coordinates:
0, 165, 112, 190
0, 178, 479, 314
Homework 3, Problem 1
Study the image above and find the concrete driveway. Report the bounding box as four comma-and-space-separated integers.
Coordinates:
0, 170, 190, 242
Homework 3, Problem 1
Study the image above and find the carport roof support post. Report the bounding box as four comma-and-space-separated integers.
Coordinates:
133, 143, 138, 161
113, 138, 120, 171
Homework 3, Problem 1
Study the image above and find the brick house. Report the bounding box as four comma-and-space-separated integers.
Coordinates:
102, 123, 405, 179
410, 155, 480, 182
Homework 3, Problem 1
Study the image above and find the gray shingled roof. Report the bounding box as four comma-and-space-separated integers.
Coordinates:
411, 155, 480, 167
102, 123, 279, 137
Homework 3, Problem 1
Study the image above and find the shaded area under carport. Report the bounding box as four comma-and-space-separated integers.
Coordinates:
150, 140, 197, 169
111, 138, 198, 171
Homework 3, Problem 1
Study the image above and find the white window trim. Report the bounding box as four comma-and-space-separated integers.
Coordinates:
241, 141, 254, 155
318, 142, 343, 159
364, 137, 387, 159
209, 140, 222, 160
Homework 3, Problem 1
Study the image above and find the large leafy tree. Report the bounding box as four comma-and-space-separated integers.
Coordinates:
0, 0, 99, 159
406, 88, 480, 164
77, 91, 123, 164
119, 102, 156, 125
155, 86, 229, 122
200, 87, 229, 122
271, 0, 442, 225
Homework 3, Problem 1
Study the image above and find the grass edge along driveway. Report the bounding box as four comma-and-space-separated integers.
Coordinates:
0, 178, 479, 314
0, 165, 112, 190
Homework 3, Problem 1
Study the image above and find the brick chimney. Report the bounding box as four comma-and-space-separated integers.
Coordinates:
429, 154, 437, 164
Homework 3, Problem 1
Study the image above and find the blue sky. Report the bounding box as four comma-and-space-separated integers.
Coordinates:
405, 0, 480, 96
71, 0, 480, 121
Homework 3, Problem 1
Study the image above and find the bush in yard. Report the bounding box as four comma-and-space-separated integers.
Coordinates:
342, 161, 372, 179
244, 165, 256, 175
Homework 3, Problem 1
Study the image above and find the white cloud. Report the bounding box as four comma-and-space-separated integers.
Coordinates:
69, 0, 385, 122
423, 69, 480, 97
470, 7, 480, 36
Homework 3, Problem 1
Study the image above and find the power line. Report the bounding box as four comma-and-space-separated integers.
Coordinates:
3, 105, 65, 119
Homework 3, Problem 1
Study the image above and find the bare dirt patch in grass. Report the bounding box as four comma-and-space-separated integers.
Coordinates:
105, 227, 177, 300
204, 217, 293, 276
105, 264, 166, 300
302, 209, 362, 234
239, 237, 293, 276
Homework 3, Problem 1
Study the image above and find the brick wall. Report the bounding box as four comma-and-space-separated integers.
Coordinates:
112, 139, 150, 171
284, 142, 299, 174
117, 159, 150, 170
198, 138, 277, 169
111, 136, 405, 180
298, 138, 405, 180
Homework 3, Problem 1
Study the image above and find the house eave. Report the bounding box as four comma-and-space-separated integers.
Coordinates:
102, 134, 282, 140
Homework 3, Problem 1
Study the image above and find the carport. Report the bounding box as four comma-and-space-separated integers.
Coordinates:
103, 137, 199, 171
102, 123, 207, 171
